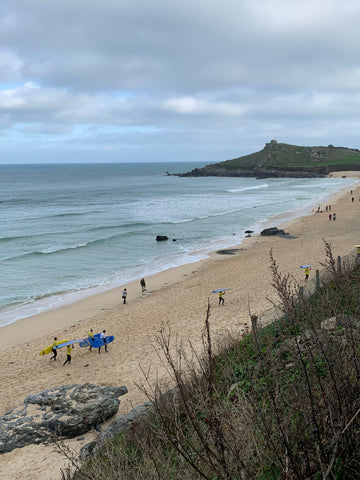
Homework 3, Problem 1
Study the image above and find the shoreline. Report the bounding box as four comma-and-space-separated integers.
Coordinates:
0, 173, 356, 337
1, 171, 360, 480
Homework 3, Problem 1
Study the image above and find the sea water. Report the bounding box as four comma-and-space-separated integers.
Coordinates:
0, 162, 355, 326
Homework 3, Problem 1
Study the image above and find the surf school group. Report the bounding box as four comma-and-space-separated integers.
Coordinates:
39, 330, 115, 366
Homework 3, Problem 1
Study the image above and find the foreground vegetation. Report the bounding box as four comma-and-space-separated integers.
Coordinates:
62, 244, 360, 479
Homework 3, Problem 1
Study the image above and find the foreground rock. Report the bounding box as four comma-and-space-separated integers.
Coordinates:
0, 383, 128, 454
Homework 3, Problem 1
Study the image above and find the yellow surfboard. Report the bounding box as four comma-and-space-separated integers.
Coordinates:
39, 339, 69, 356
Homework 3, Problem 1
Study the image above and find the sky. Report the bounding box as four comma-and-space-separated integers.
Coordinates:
1, 0, 360, 164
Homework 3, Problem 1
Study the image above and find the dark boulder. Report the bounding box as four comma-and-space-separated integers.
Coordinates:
260, 227, 296, 239
261, 227, 286, 236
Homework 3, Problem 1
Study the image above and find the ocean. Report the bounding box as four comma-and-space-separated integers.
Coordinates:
0, 162, 355, 326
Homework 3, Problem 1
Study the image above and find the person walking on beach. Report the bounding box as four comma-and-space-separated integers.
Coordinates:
219, 290, 225, 306
50, 337, 58, 361
304, 266, 311, 281
333, 213, 336, 221
63, 344, 74, 366
99, 330, 108, 353
329, 213, 332, 221
140, 278, 146, 292
88, 328, 94, 351
122, 288, 127, 304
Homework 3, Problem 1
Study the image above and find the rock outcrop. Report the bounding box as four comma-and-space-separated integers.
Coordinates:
0, 383, 128, 453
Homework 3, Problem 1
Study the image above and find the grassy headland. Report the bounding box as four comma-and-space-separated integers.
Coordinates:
177, 140, 360, 178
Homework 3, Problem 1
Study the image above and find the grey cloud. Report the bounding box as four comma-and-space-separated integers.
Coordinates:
0, 0, 360, 162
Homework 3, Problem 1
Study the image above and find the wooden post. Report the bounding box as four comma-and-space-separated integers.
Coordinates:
337, 255, 342, 273
299, 286, 304, 296
251, 315, 259, 352
316, 270, 320, 291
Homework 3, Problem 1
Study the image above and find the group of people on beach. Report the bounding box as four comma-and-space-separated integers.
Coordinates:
49, 329, 109, 366
49, 338, 74, 365
48, 278, 149, 366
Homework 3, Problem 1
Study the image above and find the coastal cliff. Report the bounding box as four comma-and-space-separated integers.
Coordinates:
176, 140, 360, 178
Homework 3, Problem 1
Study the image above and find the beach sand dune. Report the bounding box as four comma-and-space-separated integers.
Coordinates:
1, 172, 359, 480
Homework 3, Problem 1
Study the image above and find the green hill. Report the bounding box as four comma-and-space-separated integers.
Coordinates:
178, 140, 360, 178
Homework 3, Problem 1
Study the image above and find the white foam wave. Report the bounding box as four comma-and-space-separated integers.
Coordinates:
226, 183, 269, 193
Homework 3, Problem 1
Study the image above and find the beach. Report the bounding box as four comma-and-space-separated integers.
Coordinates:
1, 172, 360, 480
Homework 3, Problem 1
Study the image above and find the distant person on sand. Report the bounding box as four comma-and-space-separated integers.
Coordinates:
88, 328, 94, 351
63, 344, 74, 366
329, 213, 332, 221
333, 213, 336, 221
140, 278, 146, 292
304, 266, 311, 281
50, 337, 58, 361
122, 288, 127, 304
219, 290, 225, 305
99, 330, 108, 354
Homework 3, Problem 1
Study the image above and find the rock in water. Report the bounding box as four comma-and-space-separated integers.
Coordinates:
0, 383, 128, 453
156, 235, 168, 241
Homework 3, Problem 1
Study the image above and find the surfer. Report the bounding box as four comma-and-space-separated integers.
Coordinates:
88, 328, 94, 351
50, 337, 58, 361
304, 266, 311, 281
63, 344, 74, 366
219, 290, 225, 306
99, 330, 108, 354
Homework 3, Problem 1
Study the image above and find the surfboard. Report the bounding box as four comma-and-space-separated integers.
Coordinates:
91, 335, 115, 349
39, 339, 69, 356
55, 339, 83, 349
300, 265, 311, 268
211, 288, 231, 293
79, 333, 101, 348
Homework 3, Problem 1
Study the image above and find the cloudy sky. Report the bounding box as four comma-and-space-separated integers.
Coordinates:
1, 0, 360, 164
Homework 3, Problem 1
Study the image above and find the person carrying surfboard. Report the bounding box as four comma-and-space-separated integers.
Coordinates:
219, 290, 225, 306
88, 328, 95, 351
50, 337, 58, 361
63, 344, 74, 366
304, 266, 311, 281
98, 330, 108, 354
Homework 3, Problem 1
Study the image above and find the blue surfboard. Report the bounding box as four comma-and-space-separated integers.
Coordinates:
55, 339, 82, 349
92, 335, 114, 349
79, 333, 101, 348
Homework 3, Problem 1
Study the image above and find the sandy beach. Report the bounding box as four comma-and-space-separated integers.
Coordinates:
1, 172, 360, 480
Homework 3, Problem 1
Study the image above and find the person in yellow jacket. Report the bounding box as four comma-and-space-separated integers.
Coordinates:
304, 266, 311, 281
50, 337, 58, 361
88, 328, 95, 351
219, 290, 225, 305
63, 344, 74, 366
